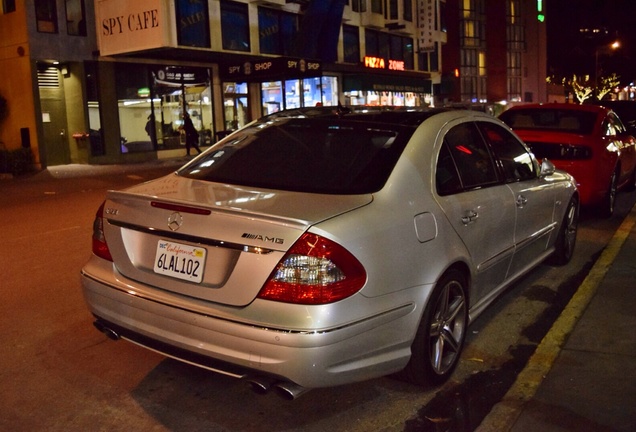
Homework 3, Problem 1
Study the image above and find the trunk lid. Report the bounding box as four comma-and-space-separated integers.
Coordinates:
101, 174, 372, 306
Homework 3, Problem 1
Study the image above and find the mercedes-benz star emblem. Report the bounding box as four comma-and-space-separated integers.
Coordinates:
167, 212, 183, 232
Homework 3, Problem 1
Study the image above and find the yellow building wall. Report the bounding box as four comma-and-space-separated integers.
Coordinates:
0, 4, 40, 166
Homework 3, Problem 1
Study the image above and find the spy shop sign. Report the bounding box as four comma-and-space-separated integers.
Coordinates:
97, 0, 168, 56
222, 57, 322, 81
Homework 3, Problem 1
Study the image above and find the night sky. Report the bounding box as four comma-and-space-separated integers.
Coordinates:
546, 0, 636, 84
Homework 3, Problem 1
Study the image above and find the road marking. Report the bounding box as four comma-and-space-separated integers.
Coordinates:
476, 206, 636, 432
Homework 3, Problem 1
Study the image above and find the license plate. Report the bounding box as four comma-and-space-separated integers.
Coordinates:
153, 240, 206, 283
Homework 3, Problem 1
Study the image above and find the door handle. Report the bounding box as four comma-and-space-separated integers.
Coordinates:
461, 210, 479, 225
516, 195, 528, 207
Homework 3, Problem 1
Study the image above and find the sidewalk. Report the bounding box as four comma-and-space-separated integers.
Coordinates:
477, 207, 636, 432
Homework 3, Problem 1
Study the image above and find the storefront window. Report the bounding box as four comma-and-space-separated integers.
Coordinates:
321, 76, 338, 106
262, 81, 283, 115
35, 0, 58, 33
258, 7, 299, 55
223, 82, 249, 132
221, 0, 250, 52
261, 76, 338, 113
114, 63, 213, 154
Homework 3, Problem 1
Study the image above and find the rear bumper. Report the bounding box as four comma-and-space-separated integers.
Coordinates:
80, 258, 425, 388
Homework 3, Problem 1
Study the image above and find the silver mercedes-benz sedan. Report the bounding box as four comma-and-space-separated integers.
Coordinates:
81, 107, 579, 398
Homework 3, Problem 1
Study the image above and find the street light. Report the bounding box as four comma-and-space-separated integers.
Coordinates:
595, 40, 620, 84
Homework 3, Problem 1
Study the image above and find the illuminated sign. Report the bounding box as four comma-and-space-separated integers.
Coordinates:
364, 56, 405, 71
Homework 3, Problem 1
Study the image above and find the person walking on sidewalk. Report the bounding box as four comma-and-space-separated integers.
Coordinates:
183, 112, 201, 156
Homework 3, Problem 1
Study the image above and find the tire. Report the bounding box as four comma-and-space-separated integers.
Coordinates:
399, 269, 468, 386
599, 169, 618, 218
549, 195, 579, 265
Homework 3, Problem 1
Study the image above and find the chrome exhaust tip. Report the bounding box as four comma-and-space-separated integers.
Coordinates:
93, 320, 120, 341
273, 382, 310, 400
247, 376, 277, 394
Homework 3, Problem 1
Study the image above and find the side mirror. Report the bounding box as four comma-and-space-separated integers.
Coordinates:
540, 158, 556, 177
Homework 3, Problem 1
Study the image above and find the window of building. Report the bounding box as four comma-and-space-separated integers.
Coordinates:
175, 0, 211, 47
258, 7, 299, 55
221, 0, 250, 52
224, 82, 249, 131
261, 76, 338, 115
403, 0, 413, 22
351, 0, 366, 13
65, 0, 86, 36
419, 42, 439, 72
388, 0, 398, 19
365, 29, 413, 70
371, 0, 382, 14
114, 63, 213, 154
35, 0, 58, 33
365, 29, 390, 59
343, 25, 360, 64
2, 0, 16, 13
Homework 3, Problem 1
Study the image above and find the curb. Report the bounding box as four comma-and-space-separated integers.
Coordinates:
475, 206, 636, 431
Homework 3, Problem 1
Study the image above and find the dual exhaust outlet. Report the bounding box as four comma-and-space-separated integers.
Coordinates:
93, 320, 310, 400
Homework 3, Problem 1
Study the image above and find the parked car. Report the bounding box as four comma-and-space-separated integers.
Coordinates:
500, 103, 636, 217
81, 107, 579, 399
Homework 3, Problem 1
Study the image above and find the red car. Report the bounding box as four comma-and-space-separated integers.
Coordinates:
500, 103, 636, 217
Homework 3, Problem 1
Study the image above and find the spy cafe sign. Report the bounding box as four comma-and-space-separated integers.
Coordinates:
364, 56, 405, 71
97, 0, 169, 56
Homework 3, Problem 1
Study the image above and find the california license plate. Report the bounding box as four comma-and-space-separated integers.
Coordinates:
153, 240, 206, 283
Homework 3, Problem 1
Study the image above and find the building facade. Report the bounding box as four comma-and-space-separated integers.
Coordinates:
0, 0, 546, 169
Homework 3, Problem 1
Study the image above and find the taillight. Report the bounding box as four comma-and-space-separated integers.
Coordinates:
92, 201, 113, 262
258, 233, 366, 305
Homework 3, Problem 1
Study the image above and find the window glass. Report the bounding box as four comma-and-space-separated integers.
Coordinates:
444, 122, 498, 189
258, 7, 298, 55
404, 0, 413, 21
3, 0, 16, 13
175, 0, 210, 47
65, 0, 86, 36
343, 25, 360, 64
365, 29, 379, 56
35, 0, 58, 33
352, 0, 366, 13
436, 142, 463, 195
115, 63, 213, 153
499, 109, 597, 135
221, 0, 250, 52
179, 118, 415, 194
477, 121, 536, 182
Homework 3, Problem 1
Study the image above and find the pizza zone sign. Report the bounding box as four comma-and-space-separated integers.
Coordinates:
364, 56, 405, 71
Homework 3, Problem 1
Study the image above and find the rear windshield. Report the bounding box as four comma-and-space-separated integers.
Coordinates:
178, 117, 415, 194
500, 109, 597, 135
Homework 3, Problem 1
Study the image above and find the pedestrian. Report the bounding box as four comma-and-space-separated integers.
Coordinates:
183, 112, 201, 155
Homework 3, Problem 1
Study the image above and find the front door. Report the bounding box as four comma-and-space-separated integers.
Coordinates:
39, 67, 70, 166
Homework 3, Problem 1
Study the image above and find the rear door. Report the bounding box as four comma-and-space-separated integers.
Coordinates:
435, 121, 516, 304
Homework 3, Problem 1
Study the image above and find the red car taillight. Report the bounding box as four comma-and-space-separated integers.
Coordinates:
258, 233, 367, 305
92, 202, 113, 262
